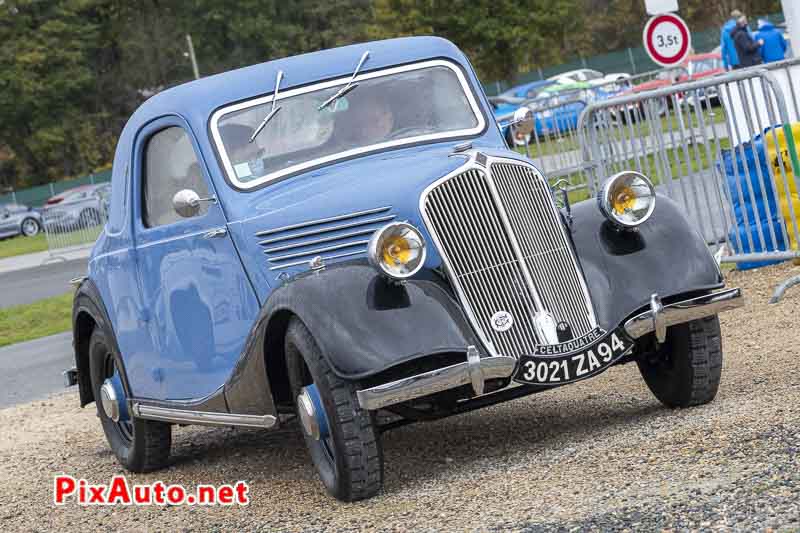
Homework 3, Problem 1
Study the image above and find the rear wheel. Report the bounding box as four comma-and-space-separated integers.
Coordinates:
636, 316, 722, 408
89, 328, 171, 472
285, 318, 383, 501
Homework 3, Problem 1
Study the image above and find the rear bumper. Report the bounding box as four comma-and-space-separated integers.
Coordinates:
356, 287, 743, 410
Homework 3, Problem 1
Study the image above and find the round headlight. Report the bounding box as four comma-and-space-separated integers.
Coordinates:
597, 171, 656, 228
368, 222, 426, 279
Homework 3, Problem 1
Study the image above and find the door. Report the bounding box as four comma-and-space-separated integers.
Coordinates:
0, 207, 15, 236
132, 118, 260, 400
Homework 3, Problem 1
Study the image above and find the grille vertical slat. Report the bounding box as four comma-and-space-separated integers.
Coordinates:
422, 158, 596, 359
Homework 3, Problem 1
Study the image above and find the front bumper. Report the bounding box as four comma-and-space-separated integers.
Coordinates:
356, 287, 743, 410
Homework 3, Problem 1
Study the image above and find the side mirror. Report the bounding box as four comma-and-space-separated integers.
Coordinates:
510, 107, 534, 136
172, 189, 216, 218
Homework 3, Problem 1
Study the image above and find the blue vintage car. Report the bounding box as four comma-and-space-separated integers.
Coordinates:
69, 37, 743, 501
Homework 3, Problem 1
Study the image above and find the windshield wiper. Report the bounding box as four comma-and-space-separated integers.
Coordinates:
249, 70, 284, 143
317, 51, 370, 111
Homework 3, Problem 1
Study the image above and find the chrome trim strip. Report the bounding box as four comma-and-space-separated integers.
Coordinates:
356, 355, 517, 410
269, 249, 365, 270
624, 288, 744, 340
262, 227, 378, 253
267, 239, 370, 262
255, 206, 392, 237
131, 404, 277, 429
258, 214, 396, 245
210, 59, 487, 190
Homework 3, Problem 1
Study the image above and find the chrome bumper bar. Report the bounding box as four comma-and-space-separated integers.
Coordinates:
623, 287, 743, 340
357, 288, 743, 411
357, 353, 517, 411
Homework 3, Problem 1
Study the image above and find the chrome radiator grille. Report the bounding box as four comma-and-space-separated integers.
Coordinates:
421, 158, 596, 359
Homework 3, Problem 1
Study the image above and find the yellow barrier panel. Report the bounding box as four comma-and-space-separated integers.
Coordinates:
765, 123, 800, 261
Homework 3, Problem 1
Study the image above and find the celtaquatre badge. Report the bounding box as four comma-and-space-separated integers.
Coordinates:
490, 310, 514, 332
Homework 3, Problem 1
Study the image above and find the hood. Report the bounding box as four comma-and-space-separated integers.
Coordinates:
759, 22, 775, 31
225, 142, 526, 297
723, 19, 737, 31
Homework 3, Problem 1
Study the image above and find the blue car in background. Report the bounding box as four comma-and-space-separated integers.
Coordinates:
489, 79, 555, 117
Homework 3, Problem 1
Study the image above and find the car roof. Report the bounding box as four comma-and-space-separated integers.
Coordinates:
125, 36, 472, 134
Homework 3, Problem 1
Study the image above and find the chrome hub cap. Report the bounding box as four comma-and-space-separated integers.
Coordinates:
100, 379, 120, 422
22, 219, 37, 236
297, 388, 321, 441
297, 384, 329, 442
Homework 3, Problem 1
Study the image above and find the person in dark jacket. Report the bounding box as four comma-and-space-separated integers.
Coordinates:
731, 15, 764, 68
755, 20, 787, 63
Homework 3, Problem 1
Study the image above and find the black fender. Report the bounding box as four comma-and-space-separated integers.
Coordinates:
255, 260, 482, 381
72, 279, 132, 407
569, 194, 724, 330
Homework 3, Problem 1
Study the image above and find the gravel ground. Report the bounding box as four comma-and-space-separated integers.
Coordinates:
1, 262, 799, 532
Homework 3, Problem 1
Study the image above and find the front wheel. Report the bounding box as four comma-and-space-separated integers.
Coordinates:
285, 318, 383, 501
636, 315, 722, 408
89, 328, 171, 472
20, 217, 40, 237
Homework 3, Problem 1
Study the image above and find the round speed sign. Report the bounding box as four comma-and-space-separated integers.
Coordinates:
643, 13, 691, 67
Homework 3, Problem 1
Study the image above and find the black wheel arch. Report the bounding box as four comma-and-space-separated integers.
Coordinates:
72, 279, 131, 407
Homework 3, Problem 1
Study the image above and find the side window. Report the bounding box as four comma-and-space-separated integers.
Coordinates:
142, 126, 210, 228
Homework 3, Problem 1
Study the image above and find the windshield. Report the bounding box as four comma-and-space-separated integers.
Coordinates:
211, 60, 484, 189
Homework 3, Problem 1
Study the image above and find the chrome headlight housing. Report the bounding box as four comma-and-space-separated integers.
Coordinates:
597, 171, 656, 228
368, 222, 426, 279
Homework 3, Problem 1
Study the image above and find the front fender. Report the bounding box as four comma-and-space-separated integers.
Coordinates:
570, 194, 724, 329
260, 261, 481, 380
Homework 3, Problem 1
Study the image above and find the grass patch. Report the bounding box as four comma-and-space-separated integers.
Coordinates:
0, 292, 73, 348
0, 233, 48, 259
0, 225, 102, 260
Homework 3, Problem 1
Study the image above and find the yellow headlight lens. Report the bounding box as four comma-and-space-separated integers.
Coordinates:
368, 222, 426, 279
598, 171, 656, 228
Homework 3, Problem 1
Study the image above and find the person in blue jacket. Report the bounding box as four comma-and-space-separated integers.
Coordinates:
721, 9, 743, 70
756, 20, 787, 63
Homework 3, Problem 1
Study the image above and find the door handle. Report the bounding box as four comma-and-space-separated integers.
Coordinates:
203, 227, 228, 239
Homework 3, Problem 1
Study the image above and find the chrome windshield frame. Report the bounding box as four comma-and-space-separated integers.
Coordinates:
209, 59, 487, 191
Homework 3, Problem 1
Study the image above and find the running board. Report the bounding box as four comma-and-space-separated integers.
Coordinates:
131, 403, 277, 429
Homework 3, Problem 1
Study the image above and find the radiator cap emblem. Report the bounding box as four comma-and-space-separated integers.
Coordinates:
491, 310, 514, 332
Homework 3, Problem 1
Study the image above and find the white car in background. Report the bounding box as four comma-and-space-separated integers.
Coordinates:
549, 68, 631, 88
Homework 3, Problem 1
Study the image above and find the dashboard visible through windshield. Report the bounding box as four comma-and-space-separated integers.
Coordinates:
210, 60, 485, 189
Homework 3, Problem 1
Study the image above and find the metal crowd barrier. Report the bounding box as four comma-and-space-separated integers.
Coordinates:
575, 66, 800, 302
42, 201, 107, 262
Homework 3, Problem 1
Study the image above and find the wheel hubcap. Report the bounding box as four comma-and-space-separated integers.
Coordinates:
22, 220, 37, 235
100, 375, 129, 423
297, 384, 329, 441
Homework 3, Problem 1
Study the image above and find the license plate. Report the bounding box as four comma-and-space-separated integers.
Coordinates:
513, 327, 634, 386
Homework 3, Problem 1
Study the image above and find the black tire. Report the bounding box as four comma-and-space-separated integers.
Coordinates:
20, 217, 40, 237
636, 315, 722, 408
285, 318, 383, 501
88, 328, 171, 472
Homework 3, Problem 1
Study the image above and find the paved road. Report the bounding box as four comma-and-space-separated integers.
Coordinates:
0, 257, 86, 309
0, 332, 75, 408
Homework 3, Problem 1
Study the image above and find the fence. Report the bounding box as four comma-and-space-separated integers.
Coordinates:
571, 59, 800, 302
0, 169, 112, 209
40, 184, 110, 261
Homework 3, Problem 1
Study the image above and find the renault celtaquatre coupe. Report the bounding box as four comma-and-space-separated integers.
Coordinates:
68, 37, 743, 501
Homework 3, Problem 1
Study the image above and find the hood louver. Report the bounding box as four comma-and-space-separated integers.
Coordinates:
256, 206, 396, 271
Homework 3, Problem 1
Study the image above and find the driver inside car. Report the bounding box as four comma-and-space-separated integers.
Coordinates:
335, 88, 396, 146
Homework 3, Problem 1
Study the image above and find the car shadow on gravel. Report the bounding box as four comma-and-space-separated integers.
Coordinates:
145, 385, 673, 493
